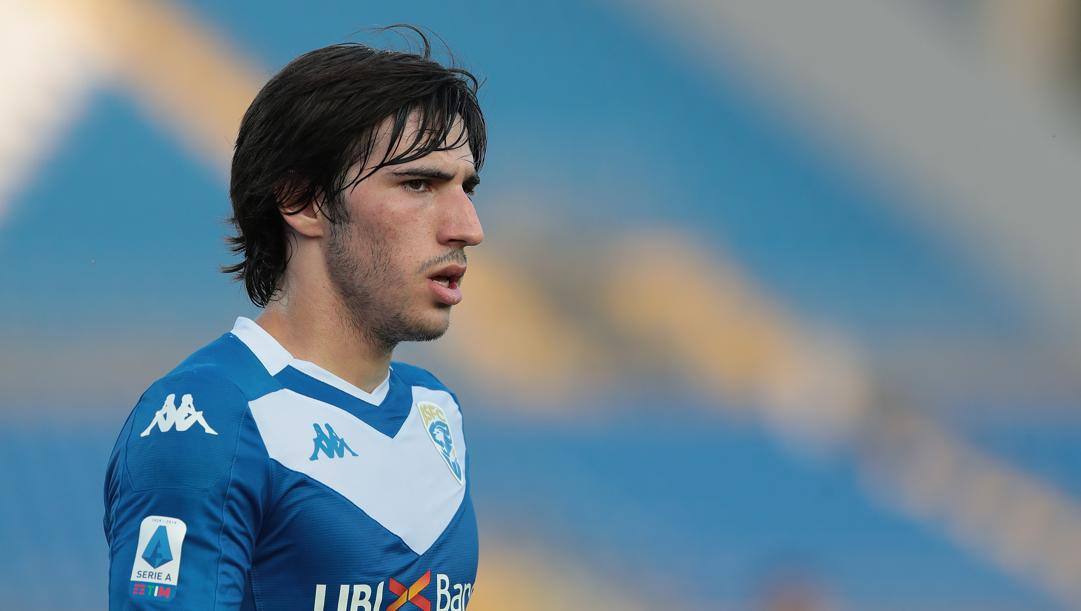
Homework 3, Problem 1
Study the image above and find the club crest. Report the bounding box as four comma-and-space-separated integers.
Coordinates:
417, 401, 463, 485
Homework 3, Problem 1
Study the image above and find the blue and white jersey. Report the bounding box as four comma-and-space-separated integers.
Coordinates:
104, 317, 478, 610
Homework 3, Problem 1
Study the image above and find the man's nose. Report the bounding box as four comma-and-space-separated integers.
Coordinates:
439, 191, 484, 247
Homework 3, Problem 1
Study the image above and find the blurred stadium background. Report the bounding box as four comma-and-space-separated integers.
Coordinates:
3, 1, 1081, 609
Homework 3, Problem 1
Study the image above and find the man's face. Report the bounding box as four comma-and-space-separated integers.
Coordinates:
324, 116, 483, 348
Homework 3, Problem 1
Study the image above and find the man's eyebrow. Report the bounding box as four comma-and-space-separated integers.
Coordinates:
390, 166, 481, 188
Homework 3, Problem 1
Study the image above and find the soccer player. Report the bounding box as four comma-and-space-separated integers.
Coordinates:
104, 31, 485, 610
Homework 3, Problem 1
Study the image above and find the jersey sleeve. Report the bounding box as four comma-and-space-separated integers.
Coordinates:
104, 369, 270, 609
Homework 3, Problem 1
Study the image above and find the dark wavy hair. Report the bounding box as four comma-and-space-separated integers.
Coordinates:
224, 27, 486, 307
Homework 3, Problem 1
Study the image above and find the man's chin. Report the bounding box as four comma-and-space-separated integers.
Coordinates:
399, 327, 448, 344
398, 310, 452, 343
363, 305, 452, 347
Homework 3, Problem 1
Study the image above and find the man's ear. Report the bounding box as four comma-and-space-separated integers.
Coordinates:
277, 180, 325, 239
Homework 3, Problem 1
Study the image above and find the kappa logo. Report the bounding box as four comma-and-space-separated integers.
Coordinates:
309, 423, 358, 461
140, 393, 218, 437
417, 402, 463, 484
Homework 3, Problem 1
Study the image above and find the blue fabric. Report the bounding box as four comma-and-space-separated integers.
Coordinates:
272, 365, 412, 438
104, 333, 478, 610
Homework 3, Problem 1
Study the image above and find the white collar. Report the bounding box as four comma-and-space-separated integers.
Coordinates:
230, 316, 391, 405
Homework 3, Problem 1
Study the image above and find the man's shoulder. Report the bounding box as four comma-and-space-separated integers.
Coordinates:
115, 333, 276, 491
159, 331, 280, 401
134, 331, 271, 433
125, 329, 281, 450
391, 360, 454, 393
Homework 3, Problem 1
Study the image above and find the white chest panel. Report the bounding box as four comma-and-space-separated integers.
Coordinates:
248, 385, 467, 555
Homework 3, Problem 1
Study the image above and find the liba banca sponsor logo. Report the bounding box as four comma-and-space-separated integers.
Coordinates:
312, 571, 473, 611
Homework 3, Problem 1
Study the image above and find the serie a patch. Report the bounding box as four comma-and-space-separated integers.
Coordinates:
129, 515, 187, 601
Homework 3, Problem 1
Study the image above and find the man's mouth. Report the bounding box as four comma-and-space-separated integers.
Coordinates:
427, 264, 466, 305
428, 263, 465, 286
429, 275, 460, 289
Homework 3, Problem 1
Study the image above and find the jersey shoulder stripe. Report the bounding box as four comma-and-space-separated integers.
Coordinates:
169, 330, 283, 402
119, 332, 277, 492
390, 360, 458, 397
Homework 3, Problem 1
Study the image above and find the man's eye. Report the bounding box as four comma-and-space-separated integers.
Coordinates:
403, 179, 429, 192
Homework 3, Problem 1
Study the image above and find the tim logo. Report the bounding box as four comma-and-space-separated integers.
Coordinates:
140, 393, 218, 437
309, 423, 357, 461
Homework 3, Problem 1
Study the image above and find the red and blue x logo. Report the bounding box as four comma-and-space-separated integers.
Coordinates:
386, 570, 431, 611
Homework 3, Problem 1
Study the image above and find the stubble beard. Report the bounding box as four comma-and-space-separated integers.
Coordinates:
325, 219, 449, 354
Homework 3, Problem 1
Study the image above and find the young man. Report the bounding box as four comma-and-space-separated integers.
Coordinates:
104, 33, 485, 610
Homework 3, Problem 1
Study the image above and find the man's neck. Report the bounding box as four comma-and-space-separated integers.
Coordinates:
255, 302, 392, 394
